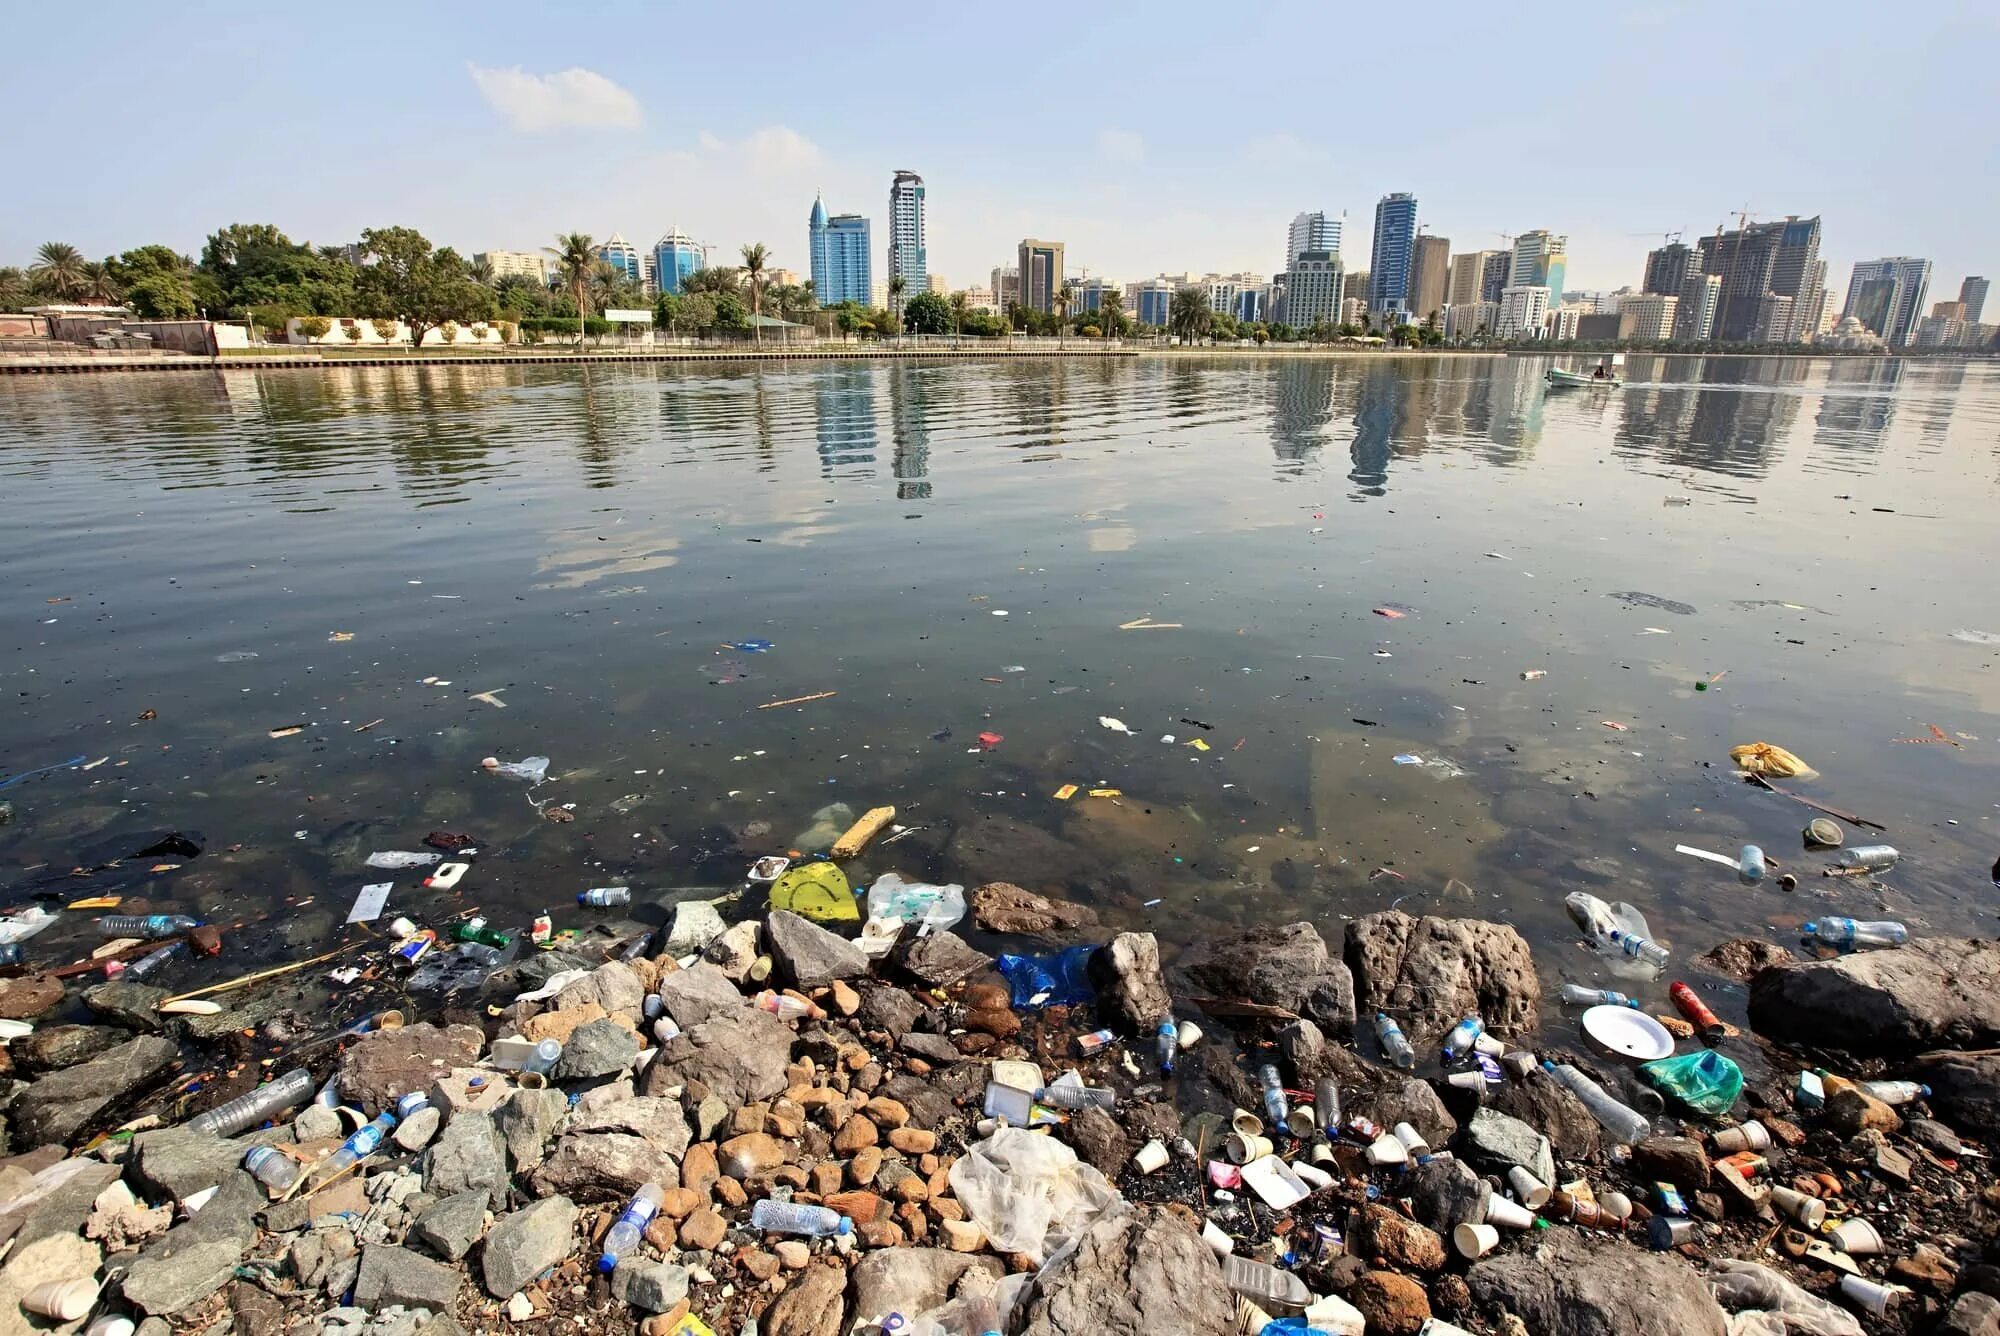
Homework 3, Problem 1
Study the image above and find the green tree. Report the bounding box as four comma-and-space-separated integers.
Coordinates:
1100, 286, 1124, 340
344, 322, 364, 344
296, 314, 333, 343
198, 223, 355, 317
713, 293, 750, 332
545, 232, 597, 342
81, 261, 121, 304
887, 274, 907, 321
0, 267, 30, 309
356, 227, 484, 351
902, 290, 952, 336
681, 266, 740, 297
30, 242, 88, 301
739, 243, 769, 341
371, 318, 400, 342
1055, 279, 1078, 334
653, 292, 681, 333
679, 292, 717, 332
468, 256, 494, 286
1168, 285, 1211, 342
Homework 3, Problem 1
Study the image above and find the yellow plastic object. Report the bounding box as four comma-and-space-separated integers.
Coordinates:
1052, 784, 1079, 800
831, 805, 896, 858
769, 861, 858, 922
66, 896, 122, 910
1729, 742, 1817, 780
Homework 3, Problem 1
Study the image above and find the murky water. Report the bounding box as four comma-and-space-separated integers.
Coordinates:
3, 354, 1997, 1022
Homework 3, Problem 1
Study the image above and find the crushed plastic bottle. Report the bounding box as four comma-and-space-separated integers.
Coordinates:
1035, 1082, 1116, 1111
119, 939, 189, 981
754, 990, 821, 1022
1441, 1015, 1485, 1062
1803, 917, 1908, 950
95, 914, 200, 940
1545, 1062, 1653, 1144
1565, 892, 1670, 969
364, 850, 440, 869
1375, 1012, 1416, 1069
243, 1145, 301, 1192
482, 755, 550, 783
189, 1069, 315, 1137
597, 1183, 665, 1272
1156, 1019, 1179, 1074
1738, 844, 1767, 883
1830, 845, 1898, 873
1258, 1063, 1289, 1128
318, 1111, 398, 1179
578, 886, 631, 907
749, 1199, 851, 1238
1559, 984, 1639, 1008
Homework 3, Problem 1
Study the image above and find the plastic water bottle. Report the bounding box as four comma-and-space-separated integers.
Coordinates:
579, 887, 631, 907
597, 1183, 665, 1272
1035, 1083, 1116, 1111
1441, 1015, 1484, 1062
1156, 1019, 1179, 1074
1738, 845, 1767, 883
1314, 1077, 1342, 1136
523, 1038, 563, 1074
749, 1199, 851, 1238
95, 914, 200, 940
319, 1112, 397, 1178
1545, 1062, 1652, 1144
1375, 1013, 1416, 1069
1859, 1080, 1929, 1105
244, 1145, 301, 1192
121, 939, 189, 981
1607, 929, 1670, 969
1258, 1063, 1289, 1128
1559, 984, 1638, 1008
1803, 917, 1908, 949
188, 1069, 315, 1136
1831, 845, 1898, 873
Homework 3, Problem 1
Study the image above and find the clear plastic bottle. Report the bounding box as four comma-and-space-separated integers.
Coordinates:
188, 1069, 315, 1136
364, 851, 439, 869
95, 914, 200, 940
1606, 929, 1670, 969
597, 1183, 665, 1272
1559, 984, 1638, 1008
1035, 1083, 1116, 1111
1258, 1063, 1289, 1128
1831, 845, 1898, 873
1375, 1013, 1416, 1069
1738, 845, 1767, 883
122, 940, 189, 981
1803, 917, 1908, 949
243, 1145, 301, 1192
523, 1038, 563, 1074
579, 886, 631, 907
1545, 1062, 1652, 1144
754, 990, 820, 1022
1441, 1015, 1485, 1062
749, 1199, 852, 1238
1858, 1080, 1930, 1105
1314, 1077, 1341, 1135
1156, 1019, 1179, 1074
318, 1111, 397, 1179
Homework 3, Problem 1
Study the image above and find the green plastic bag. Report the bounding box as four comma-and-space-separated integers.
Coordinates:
1640, 1050, 1744, 1116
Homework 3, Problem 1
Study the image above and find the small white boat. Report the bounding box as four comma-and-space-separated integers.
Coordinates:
1548, 354, 1624, 389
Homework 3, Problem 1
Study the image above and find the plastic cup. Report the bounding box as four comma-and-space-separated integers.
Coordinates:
1365, 1134, 1408, 1167
23, 1278, 98, 1321
1484, 1194, 1535, 1229
516, 1071, 548, 1090
1770, 1186, 1827, 1229
1500, 1050, 1538, 1079
1226, 1132, 1273, 1165
1598, 1190, 1634, 1222
1288, 1106, 1318, 1138
84, 1317, 137, 1336
1230, 1107, 1263, 1137
1506, 1166, 1551, 1208
1837, 1274, 1902, 1316
1202, 1219, 1234, 1257
1133, 1139, 1169, 1174
1446, 1070, 1487, 1091
1828, 1217, 1883, 1255
1293, 1162, 1334, 1190
1472, 1032, 1507, 1058
1176, 1019, 1204, 1051
1711, 1120, 1770, 1153
1392, 1122, 1429, 1155
1453, 1222, 1500, 1259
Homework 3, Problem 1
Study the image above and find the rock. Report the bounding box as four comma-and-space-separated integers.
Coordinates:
1460, 1107, 1555, 1189
859, 986, 925, 1036
889, 1127, 935, 1155
880, 1075, 957, 1130
644, 1007, 794, 1108
1015, 1205, 1232, 1336
1277, 1018, 1326, 1073
760, 1260, 846, 1336
1748, 937, 2000, 1054
775, 1240, 811, 1269
850, 1248, 1006, 1329
552, 1018, 641, 1080
610, 1260, 690, 1313
480, 1196, 579, 1298
1825, 1086, 1901, 1137
1402, 1155, 1490, 1235
971, 882, 1098, 936
1484, 1071, 1603, 1162
863, 1096, 909, 1128
129, 1126, 254, 1202
1468, 1230, 1727, 1336
392, 1105, 442, 1151
1351, 1077, 1458, 1147
1697, 937, 1795, 982
15, 1023, 124, 1072
849, 1147, 884, 1186
704, 920, 762, 982
121, 1170, 264, 1316
965, 1007, 1020, 1039
530, 1133, 679, 1201
824, 1191, 886, 1225
681, 1143, 719, 1195
1632, 1136, 1711, 1191
410, 1192, 488, 1262
655, 962, 750, 1030
767, 911, 870, 989
353, 1244, 462, 1312
720, 1132, 787, 1178
1916, 1052, 2000, 1139
570, 1095, 692, 1160
1061, 1106, 1127, 1177
663, 900, 728, 956
522, 1001, 608, 1045
549, 961, 647, 1017
941, 1219, 985, 1252
1890, 1242, 1959, 1294
497, 1086, 569, 1172
506, 1293, 533, 1322
834, 1115, 879, 1154
1938, 1292, 2000, 1336
1345, 911, 1540, 1045
897, 931, 992, 988
424, 1111, 508, 1199
1349, 1271, 1430, 1336
81, 979, 165, 1027
10, 1033, 177, 1144
338, 1023, 484, 1114
1097, 932, 1171, 1030
897, 1032, 963, 1066
1356, 1205, 1447, 1272
830, 979, 861, 1016
678, 1208, 726, 1251
1183, 922, 1355, 1028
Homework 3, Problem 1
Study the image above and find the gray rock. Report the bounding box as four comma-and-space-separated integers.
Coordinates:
1097, 932, 1170, 1030
760, 1259, 847, 1336
703, 919, 762, 982
1404, 1154, 1491, 1234
1467, 1229, 1728, 1336
897, 931, 992, 988
1277, 1018, 1325, 1074
849, 1249, 1006, 1329
392, 1105, 442, 1151
1183, 922, 1355, 1029
352, 1244, 463, 1313
609, 1260, 690, 1313
549, 961, 646, 1018
498, 1086, 571, 1171
898, 1032, 963, 1065
295, 1103, 345, 1141
880, 1075, 957, 1130
338, 1023, 484, 1114
1351, 1077, 1458, 1147
1345, 910, 1540, 1047
10, 1033, 177, 1144
82, 980, 170, 1030
1749, 937, 2000, 1056
288, 1227, 357, 1290
5, 1157, 121, 1253
1917, 1052, 2000, 1140
858, 985, 925, 1036
130, 1126, 254, 1201
423, 1110, 507, 1199
552, 1018, 640, 1080
529, 1132, 679, 1201
1015, 1205, 1232, 1336
662, 900, 728, 957
120, 1170, 263, 1316
970, 882, 1098, 937
1905, 1118, 1966, 1157
481, 1195, 580, 1298
641, 1007, 793, 1107
766, 910, 869, 988
1061, 1105, 1128, 1177
14, 1023, 124, 1072
567, 1094, 691, 1159
655, 961, 751, 1029
1485, 1070, 1603, 1162
410, 1192, 488, 1262
1938, 1292, 2000, 1336
1461, 1107, 1556, 1188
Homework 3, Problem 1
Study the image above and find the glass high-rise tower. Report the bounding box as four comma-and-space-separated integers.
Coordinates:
651, 228, 703, 296
1368, 193, 1418, 314
887, 170, 927, 314
809, 195, 872, 307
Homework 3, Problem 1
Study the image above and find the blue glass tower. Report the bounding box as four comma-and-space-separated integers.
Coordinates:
1368, 193, 1418, 314
597, 234, 642, 287
809, 195, 872, 307
651, 228, 702, 295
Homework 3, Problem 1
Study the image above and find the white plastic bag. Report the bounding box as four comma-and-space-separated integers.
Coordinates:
865, 873, 966, 933
365, 851, 440, 869
947, 1127, 1121, 1263
482, 755, 550, 783
1708, 1260, 1862, 1336
0, 905, 58, 946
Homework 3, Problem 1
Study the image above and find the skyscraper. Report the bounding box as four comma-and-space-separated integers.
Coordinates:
1480, 252, 1510, 303
991, 266, 1019, 309
1960, 276, 1989, 325
1672, 273, 1721, 342
1766, 217, 1822, 343
1286, 211, 1342, 269
1448, 250, 1498, 308
1643, 241, 1699, 297
1368, 193, 1418, 314
1282, 251, 1342, 328
597, 234, 642, 287
808, 195, 872, 307
1508, 231, 1567, 304
1408, 235, 1450, 322
652, 229, 703, 296
1695, 216, 1819, 343
1018, 240, 1065, 312
887, 170, 927, 314
1495, 286, 1550, 339
1842, 257, 1931, 346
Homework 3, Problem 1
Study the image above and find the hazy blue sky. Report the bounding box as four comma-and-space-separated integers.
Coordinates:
9, 1, 1997, 300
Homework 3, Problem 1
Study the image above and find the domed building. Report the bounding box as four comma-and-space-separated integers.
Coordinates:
1813, 316, 1886, 351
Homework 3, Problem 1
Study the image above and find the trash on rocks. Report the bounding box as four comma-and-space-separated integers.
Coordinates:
748, 1199, 850, 1237
95, 914, 199, 940
1707, 1259, 1862, 1336
996, 945, 1096, 1009
947, 1126, 1118, 1263
579, 886, 632, 907
865, 873, 966, 933
1374, 1012, 1416, 1069
769, 861, 857, 922
482, 754, 550, 783
599, 1183, 665, 1271
831, 805, 896, 858
1565, 892, 1670, 970
1640, 1050, 1744, 1115
0, 905, 59, 945
1667, 982, 1725, 1041
1826, 845, 1898, 875
190, 1068, 314, 1136
1730, 741, 1817, 780
1545, 1061, 1653, 1143
1560, 984, 1637, 1008
1580, 1004, 1674, 1060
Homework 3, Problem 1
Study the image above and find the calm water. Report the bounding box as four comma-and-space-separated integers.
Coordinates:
3, 355, 1998, 1026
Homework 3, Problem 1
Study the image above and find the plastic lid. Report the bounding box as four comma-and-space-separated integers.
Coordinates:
837, 1216, 853, 1235
1802, 922, 1819, 933
596, 1253, 619, 1274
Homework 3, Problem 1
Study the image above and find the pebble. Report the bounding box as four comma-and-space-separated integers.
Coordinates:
774, 1240, 810, 1270
833, 1114, 879, 1154
506, 1293, 533, 1321
392, 1106, 441, 1151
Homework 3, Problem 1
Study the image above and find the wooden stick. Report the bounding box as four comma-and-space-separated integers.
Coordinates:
758, 691, 837, 710
158, 945, 355, 1006
1745, 775, 1887, 831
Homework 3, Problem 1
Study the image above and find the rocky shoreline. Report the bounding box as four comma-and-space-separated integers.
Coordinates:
0, 880, 1995, 1336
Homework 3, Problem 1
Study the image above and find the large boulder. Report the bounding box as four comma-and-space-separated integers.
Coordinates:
848, 1249, 1005, 1331
767, 911, 870, 989
642, 1007, 793, 1108
1749, 938, 2000, 1055
1015, 1205, 1233, 1336
1467, 1230, 1727, 1336
896, 932, 992, 988
424, 1110, 508, 1199
497, 1087, 570, 1172
119, 1170, 262, 1317
481, 1196, 579, 1298
338, 1023, 484, 1114
547, 961, 646, 1018
1917, 1052, 2000, 1139
760, 1259, 846, 1336
1097, 932, 1171, 1030
1348, 1078, 1458, 1147
15, 1024, 125, 1073
1345, 911, 1539, 1045
858, 986, 925, 1037
567, 1094, 692, 1160
1403, 1154, 1490, 1235
970, 882, 1098, 936
530, 1133, 680, 1202
656, 961, 750, 1029
10, 1034, 177, 1144
552, 1018, 640, 1080
1183, 922, 1356, 1029
662, 900, 728, 957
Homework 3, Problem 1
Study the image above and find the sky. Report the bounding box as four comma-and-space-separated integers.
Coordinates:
8, 1, 1999, 302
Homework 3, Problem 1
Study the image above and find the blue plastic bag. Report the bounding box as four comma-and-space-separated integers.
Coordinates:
995, 946, 1098, 1009
1261, 1321, 1336, 1336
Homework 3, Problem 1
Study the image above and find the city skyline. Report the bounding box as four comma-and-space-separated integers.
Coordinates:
5, 2, 1994, 302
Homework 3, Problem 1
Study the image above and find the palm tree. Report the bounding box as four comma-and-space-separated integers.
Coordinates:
545, 232, 596, 343
1055, 279, 1078, 338
0, 267, 26, 310
1168, 286, 1212, 343
887, 275, 906, 320
468, 256, 495, 286
82, 261, 121, 305
948, 290, 970, 338
1099, 287, 1123, 341
30, 242, 88, 302
740, 243, 768, 343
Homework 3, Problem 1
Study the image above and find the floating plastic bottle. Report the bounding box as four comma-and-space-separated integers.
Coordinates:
188, 1069, 315, 1137
1375, 1012, 1416, 1069
1258, 1063, 1289, 1129
120, 940, 188, 981
597, 1183, 665, 1272
1565, 892, 1670, 969
754, 990, 819, 1022
243, 1145, 301, 1193
364, 851, 439, 869
1441, 1015, 1485, 1062
1156, 1019, 1179, 1074
453, 918, 513, 949
483, 755, 550, 783
749, 1199, 851, 1238
1830, 845, 1898, 873
1607, 929, 1671, 970
1737, 845, 1766, 883
1559, 984, 1638, 1008
1035, 1082, 1116, 1111
578, 886, 631, 907
1545, 1062, 1652, 1144
318, 1111, 398, 1179
1802, 917, 1908, 950
95, 914, 200, 940
1859, 1080, 1930, 1105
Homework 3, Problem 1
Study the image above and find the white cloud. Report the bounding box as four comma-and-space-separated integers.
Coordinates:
467, 63, 642, 131
1097, 128, 1146, 163
697, 125, 823, 173
1245, 132, 1327, 166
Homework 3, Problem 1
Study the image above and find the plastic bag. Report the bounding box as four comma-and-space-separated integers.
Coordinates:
866, 873, 966, 933
1729, 742, 1817, 781
1708, 1259, 1861, 1336
365, 850, 441, 869
947, 1127, 1121, 1263
996, 945, 1098, 1009
483, 755, 550, 783
770, 861, 857, 923
0, 906, 59, 946
1641, 1050, 1745, 1116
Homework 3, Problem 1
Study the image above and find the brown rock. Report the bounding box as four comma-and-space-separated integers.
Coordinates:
965, 1008, 1021, 1039
1633, 1137, 1712, 1191
644, 1217, 679, 1251
849, 1146, 883, 1186
189, 925, 224, 957
970, 882, 1099, 935
1890, 1243, 1959, 1294
834, 1114, 879, 1154
964, 983, 1012, 1011
1697, 937, 1794, 981
1350, 1270, 1431, 1336
681, 1143, 720, 1196
891, 1175, 930, 1204
775, 1240, 810, 1270
720, 1132, 787, 1178
955, 1034, 996, 1056
823, 1191, 885, 1224
811, 1162, 843, 1197
0, 973, 64, 1020
768, 1101, 806, 1139
761, 1261, 845, 1336
715, 1177, 748, 1208
1358, 1205, 1447, 1272
658, 1186, 703, 1220
522, 1001, 608, 1044
1763, 1115, 1807, 1148
863, 1097, 909, 1129
731, 1104, 770, 1136
829, 980, 861, 1016
856, 1217, 906, 1248
929, 1197, 965, 1223
741, 1249, 780, 1281
770, 1165, 810, 1190
889, 1128, 936, 1155
679, 1208, 726, 1251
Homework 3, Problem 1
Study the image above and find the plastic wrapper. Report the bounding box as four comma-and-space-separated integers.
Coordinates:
1640, 1050, 1745, 1116
995, 945, 1097, 1009
947, 1126, 1121, 1262
1729, 742, 1817, 780
1708, 1259, 1861, 1336
865, 872, 966, 932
